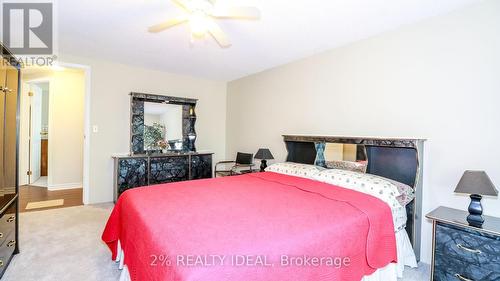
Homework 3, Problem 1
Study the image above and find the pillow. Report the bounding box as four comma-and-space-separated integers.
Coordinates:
265, 162, 325, 179
385, 178, 415, 206
311, 169, 401, 209
325, 160, 367, 173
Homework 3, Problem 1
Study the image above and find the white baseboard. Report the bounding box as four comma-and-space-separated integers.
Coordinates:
48, 182, 83, 191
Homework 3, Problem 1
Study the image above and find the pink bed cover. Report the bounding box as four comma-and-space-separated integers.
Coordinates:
102, 172, 397, 281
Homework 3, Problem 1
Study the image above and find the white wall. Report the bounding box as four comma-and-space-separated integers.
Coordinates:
226, 0, 500, 264
161, 104, 183, 141
38, 82, 50, 131
49, 70, 85, 189
144, 113, 161, 125
57, 54, 227, 204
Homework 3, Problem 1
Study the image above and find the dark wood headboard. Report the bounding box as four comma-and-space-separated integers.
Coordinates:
283, 135, 426, 261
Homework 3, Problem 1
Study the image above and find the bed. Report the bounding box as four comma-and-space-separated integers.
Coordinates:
102, 135, 425, 281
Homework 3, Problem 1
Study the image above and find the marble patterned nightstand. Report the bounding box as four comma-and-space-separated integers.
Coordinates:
426, 207, 500, 281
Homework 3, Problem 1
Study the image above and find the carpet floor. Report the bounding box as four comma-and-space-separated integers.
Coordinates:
2, 205, 430, 281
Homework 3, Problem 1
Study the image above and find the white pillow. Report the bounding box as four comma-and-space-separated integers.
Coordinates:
265, 162, 325, 179
312, 169, 401, 208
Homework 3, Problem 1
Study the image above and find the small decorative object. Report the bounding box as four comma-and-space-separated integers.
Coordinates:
255, 148, 274, 172
454, 170, 498, 227
157, 140, 169, 153
174, 140, 183, 151
314, 142, 326, 167
187, 105, 197, 152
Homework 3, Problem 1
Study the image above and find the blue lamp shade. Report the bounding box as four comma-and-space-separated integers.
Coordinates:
254, 148, 274, 160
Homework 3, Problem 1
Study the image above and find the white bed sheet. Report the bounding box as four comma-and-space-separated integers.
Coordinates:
392, 204, 408, 232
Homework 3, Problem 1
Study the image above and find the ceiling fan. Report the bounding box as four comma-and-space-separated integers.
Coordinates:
148, 0, 261, 48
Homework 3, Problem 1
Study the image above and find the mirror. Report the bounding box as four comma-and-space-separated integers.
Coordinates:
130, 93, 198, 155
143, 102, 183, 151
324, 143, 368, 172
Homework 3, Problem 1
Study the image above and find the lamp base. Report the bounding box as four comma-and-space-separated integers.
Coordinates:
467, 194, 484, 228
260, 159, 268, 172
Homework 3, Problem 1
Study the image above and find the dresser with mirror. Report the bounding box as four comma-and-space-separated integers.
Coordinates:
113, 93, 213, 201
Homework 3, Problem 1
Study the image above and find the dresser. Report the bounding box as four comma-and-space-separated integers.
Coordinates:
113, 152, 213, 201
0, 44, 20, 277
427, 207, 500, 281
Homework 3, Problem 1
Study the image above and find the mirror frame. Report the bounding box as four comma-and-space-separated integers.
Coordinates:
130, 92, 197, 155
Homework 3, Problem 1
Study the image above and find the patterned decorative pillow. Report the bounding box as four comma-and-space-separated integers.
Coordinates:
385, 178, 415, 206
311, 169, 401, 208
325, 160, 367, 173
265, 162, 325, 179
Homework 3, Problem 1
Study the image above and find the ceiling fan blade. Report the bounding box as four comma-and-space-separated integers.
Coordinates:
212, 7, 260, 19
171, 0, 191, 12
206, 20, 231, 48
148, 16, 188, 33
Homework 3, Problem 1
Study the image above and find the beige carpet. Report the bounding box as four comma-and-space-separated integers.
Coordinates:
2, 204, 430, 281
2, 204, 120, 281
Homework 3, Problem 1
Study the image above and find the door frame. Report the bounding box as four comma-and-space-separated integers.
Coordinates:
21, 62, 92, 204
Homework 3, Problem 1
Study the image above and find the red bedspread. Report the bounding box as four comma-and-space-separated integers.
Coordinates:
102, 172, 396, 281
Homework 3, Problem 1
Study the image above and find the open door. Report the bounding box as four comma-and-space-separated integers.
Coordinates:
19, 83, 30, 186
29, 84, 43, 184
20, 83, 43, 185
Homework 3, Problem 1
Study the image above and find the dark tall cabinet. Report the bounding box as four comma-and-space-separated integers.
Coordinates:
0, 45, 20, 277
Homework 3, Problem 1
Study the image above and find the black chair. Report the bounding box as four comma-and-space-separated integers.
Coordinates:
214, 152, 255, 177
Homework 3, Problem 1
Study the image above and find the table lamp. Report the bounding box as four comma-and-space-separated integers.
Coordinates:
254, 148, 274, 172
454, 170, 498, 227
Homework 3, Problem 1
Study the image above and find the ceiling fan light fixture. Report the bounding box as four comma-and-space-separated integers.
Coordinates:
189, 10, 208, 38
148, 0, 260, 48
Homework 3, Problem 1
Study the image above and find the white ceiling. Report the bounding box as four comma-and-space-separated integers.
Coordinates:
58, 0, 480, 81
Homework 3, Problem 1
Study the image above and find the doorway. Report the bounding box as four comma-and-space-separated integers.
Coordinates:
19, 66, 87, 212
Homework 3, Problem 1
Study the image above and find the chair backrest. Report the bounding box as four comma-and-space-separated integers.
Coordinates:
236, 152, 253, 165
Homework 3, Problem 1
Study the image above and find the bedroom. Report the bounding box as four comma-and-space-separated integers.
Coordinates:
0, 0, 499, 280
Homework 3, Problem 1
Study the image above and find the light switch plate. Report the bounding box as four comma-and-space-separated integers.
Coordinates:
92, 125, 99, 133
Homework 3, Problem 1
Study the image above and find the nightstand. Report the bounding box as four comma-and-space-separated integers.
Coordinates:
426, 207, 500, 281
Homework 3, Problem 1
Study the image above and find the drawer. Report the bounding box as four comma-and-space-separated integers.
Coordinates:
149, 156, 189, 184
0, 202, 16, 246
117, 158, 148, 197
190, 154, 212, 180
0, 231, 16, 277
435, 223, 500, 269
434, 254, 500, 281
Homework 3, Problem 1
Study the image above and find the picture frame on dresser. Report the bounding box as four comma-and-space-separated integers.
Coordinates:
427, 206, 500, 281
